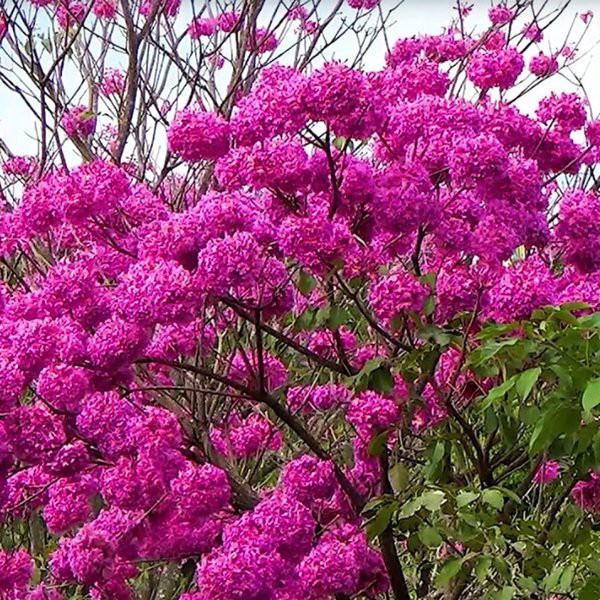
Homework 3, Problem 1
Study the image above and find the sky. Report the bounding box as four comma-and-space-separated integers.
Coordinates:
361, 0, 600, 113
0, 0, 599, 158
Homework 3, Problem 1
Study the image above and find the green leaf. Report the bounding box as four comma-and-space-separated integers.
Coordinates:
456, 491, 479, 508
314, 306, 331, 328
551, 308, 579, 325
389, 463, 410, 493
423, 295, 436, 317
361, 496, 386, 513
418, 525, 443, 547
351, 357, 385, 392
579, 576, 600, 600
297, 270, 317, 295
368, 366, 394, 393
517, 577, 537, 593
419, 324, 452, 346
529, 417, 548, 455
530, 405, 582, 454
559, 565, 575, 592
482, 489, 504, 510
419, 272, 437, 288
480, 378, 516, 411
560, 301, 591, 311
327, 306, 351, 330
475, 556, 492, 583
294, 308, 318, 331
421, 490, 446, 512
545, 567, 562, 591
41, 35, 53, 53
426, 441, 445, 479
494, 486, 522, 505
493, 556, 511, 579
407, 532, 422, 552
585, 558, 600, 576
367, 431, 388, 457
512, 541, 527, 554
357, 358, 385, 376
555, 405, 583, 435
435, 557, 463, 587
332, 136, 348, 151
495, 587, 515, 600
515, 367, 541, 400
580, 313, 600, 328
583, 378, 600, 413
366, 504, 395, 541
519, 405, 540, 426
475, 324, 520, 341
398, 497, 423, 519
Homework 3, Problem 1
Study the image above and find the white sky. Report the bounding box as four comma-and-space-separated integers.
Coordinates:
1, 0, 599, 157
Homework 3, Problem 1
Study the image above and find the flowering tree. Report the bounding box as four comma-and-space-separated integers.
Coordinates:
1, 0, 600, 598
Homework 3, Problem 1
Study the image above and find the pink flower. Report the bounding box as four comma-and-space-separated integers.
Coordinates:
347, 391, 401, 438
228, 349, 288, 392
522, 21, 543, 42
347, 0, 379, 8
56, 1, 85, 29
529, 53, 559, 77
302, 19, 319, 34
100, 68, 125, 96
537, 92, 587, 131
211, 413, 282, 458
167, 107, 231, 162
555, 190, 600, 273
61, 105, 96, 138
188, 16, 217, 38
2, 155, 38, 179
217, 11, 240, 32
159, 100, 171, 116
298, 524, 388, 597
572, 471, 600, 512
586, 120, 600, 146
0, 549, 33, 594
140, 0, 181, 17
369, 267, 430, 326
247, 27, 279, 53
467, 46, 524, 90
287, 6, 309, 21
93, 0, 117, 18
0, 14, 7, 41
534, 460, 561, 484
488, 4, 514, 25
4, 12, 600, 596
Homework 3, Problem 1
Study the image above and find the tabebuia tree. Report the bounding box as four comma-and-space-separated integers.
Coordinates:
2, 0, 600, 598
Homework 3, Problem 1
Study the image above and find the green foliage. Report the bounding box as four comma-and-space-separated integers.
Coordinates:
363, 306, 600, 598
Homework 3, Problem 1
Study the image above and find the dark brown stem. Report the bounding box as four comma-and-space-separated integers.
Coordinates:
537, 479, 577, 545
254, 308, 266, 395
378, 449, 412, 600
324, 129, 343, 220
222, 297, 356, 375
334, 274, 413, 353
136, 357, 364, 512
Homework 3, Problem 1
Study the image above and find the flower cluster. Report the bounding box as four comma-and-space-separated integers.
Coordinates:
1, 2, 600, 598
167, 107, 231, 161
93, 0, 118, 18
100, 68, 125, 96
61, 106, 96, 138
